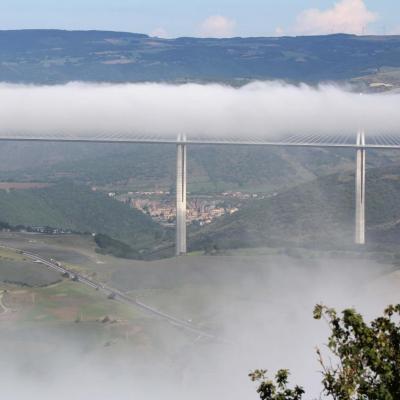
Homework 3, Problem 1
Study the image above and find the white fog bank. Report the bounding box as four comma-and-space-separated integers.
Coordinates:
0, 256, 399, 400
0, 81, 400, 139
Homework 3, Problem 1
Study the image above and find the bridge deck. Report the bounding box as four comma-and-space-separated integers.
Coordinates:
0, 133, 399, 149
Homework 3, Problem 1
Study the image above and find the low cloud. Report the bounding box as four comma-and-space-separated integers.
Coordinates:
0, 256, 397, 399
0, 81, 399, 141
294, 0, 377, 35
198, 15, 236, 38
150, 27, 169, 38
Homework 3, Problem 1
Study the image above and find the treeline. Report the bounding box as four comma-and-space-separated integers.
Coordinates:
94, 233, 142, 260
0, 220, 80, 235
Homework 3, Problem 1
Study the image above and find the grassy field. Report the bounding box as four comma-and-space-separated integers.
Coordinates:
0, 247, 62, 287
0, 276, 181, 355
16, 281, 138, 321
0, 235, 210, 355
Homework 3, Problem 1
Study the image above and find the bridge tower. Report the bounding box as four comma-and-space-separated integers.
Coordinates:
176, 135, 187, 255
355, 130, 366, 245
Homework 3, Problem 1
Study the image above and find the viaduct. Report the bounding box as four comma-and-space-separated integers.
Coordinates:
0, 129, 396, 255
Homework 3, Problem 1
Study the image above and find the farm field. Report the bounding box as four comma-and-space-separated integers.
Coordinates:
0, 246, 61, 286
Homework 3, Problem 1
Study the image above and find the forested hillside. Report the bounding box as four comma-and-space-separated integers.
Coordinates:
0, 182, 167, 252
1, 142, 400, 194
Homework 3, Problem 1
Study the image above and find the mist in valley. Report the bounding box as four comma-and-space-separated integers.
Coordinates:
0, 253, 398, 400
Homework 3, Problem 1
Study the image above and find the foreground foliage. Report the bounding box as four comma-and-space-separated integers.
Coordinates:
250, 304, 400, 400
249, 369, 304, 400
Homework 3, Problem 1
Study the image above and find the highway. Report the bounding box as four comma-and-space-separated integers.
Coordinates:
0, 244, 216, 340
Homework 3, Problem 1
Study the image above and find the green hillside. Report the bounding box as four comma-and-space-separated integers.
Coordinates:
189, 165, 400, 252
0, 145, 400, 257
0, 183, 167, 252
2, 143, 400, 194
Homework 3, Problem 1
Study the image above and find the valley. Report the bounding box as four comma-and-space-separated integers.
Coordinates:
2, 24, 400, 399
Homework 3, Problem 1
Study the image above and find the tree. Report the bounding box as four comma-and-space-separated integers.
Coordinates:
249, 369, 305, 400
250, 304, 400, 400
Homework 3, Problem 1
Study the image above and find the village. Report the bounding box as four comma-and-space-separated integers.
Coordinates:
108, 191, 257, 226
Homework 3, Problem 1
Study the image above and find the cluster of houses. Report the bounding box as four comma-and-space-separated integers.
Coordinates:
112, 191, 240, 226
128, 197, 238, 226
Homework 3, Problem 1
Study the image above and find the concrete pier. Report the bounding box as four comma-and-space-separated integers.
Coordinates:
176, 136, 187, 255
355, 130, 366, 245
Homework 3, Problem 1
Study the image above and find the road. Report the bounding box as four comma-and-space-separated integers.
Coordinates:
0, 244, 216, 340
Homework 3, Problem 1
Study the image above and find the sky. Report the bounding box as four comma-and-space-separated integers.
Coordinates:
0, 0, 399, 38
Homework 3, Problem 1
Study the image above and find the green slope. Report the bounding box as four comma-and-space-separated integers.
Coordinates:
0, 183, 167, 251
190, 165, 400, 251
1, 160, 400, 257
3, 143, 400, 194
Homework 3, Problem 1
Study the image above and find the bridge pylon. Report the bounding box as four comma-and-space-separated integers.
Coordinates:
355, 130, 366, 245
176, 134, 187, 255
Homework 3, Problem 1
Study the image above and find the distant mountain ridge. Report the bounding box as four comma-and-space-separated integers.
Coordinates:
1, 30, 400, 85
